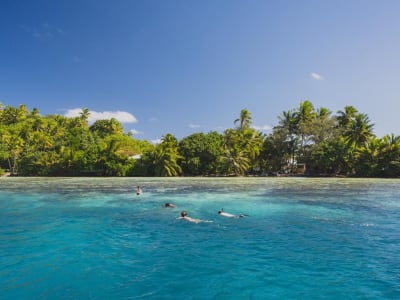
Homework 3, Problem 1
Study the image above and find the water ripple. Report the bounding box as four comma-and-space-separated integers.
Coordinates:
1, 177, 399, 299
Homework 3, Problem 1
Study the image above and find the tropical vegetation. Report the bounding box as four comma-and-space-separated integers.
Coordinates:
0, 101, 399, 177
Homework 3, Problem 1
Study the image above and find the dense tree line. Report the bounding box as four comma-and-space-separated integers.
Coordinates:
1, 101, 399, 177
0, 104, 152, 176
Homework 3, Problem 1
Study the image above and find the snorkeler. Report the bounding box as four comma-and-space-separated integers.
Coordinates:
177, 211, 211, 223
136, 186, 143, 195
163, 203, 176, 208
218, 208, 247, 218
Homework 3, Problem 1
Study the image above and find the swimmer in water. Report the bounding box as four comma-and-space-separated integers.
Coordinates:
218, 208, 247, 218
136, 186, 143, 195
177, 211, 211, 223
163, 203, 176, 208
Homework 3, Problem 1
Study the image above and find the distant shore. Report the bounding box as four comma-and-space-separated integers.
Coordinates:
0, 173, 398, 178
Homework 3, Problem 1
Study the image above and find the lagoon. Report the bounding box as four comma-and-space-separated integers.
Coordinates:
1, 177, 399, 299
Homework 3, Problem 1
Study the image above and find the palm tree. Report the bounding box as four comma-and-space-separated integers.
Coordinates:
79, 108, 90, 127
295, 100, 316, 158
90, 118, 123, 137
152, 146, 182, 176
344, 113, 374, 149
296, 100, 315, 124
277, 109, 298, 172
221, 128, 252, 175
378, 134, 400, 176
152, 134, 182, 176
310, 107, 337, 145
336, 106, 358, 129
234, 109, 252, 131
278, 109, 297, 134
0, 125, 24, 175
242, 128, 263, 161
0, 104, 28, 124
354, 136, 382, 176
220, 148, 250, 176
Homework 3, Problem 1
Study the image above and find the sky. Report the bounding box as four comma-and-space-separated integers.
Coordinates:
1, 0, 400, 142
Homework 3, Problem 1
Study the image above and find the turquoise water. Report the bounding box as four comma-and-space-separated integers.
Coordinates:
1, 177, 399, 299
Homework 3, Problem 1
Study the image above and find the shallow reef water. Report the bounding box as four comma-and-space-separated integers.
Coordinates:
1, 177, 399, 299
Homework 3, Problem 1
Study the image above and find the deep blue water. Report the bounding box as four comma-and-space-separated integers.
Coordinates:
1, 177, 399, 299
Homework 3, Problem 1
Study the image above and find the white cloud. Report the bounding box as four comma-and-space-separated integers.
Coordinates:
189, 123, 201, 129
151, 139, 162, 144
64, 108, 137, 123
148, 117, 158, 122
129, 129, 143, 135
64, 108, 83, 118
311, 72, 324, 80
252, 125, 273, 132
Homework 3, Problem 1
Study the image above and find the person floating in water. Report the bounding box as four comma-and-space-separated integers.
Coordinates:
136, 186, 143, 195
177, 211, 211, 223
164, 203, 176, 208
218, 208, 247, 218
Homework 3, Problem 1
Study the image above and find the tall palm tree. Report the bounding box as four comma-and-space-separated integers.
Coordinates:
79, 108, 90, 127
234, 109, 252, 131
1, 125, 24, 175
222, 128, 255, 175
153, 134, 182, 176
336, 106, 358, 129
311, 107, 337, 144
354, 136, 382, 176
278, 109, 297, 134
89, 118, 123, 137
277, 109, 298, 171
152, 147, 182, 176
344, 113, 374, 149
220, 148, 250, 176
295, 100, 315, 124
378, 134, 400, 176
295, 100, 316, 158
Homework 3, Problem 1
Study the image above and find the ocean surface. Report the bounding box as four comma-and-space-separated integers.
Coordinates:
1, 177, 399, 299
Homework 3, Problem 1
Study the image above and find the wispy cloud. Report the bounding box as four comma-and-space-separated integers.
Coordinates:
189, 123, 201, 129
72, 56, 84, 63
151, 139, 162, 144
129, 129, 143, 135
252, 125, 272, 132
148, 117, 158, 122
311, 72, 324, 80
64, 108, 137, 123
20, 23, 64, 39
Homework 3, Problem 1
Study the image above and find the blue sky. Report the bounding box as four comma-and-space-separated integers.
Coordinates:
1, 0, 400, 142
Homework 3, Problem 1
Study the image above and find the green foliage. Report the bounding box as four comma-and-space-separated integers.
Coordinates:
140, 134, 182, 177
90, 118, 124, 138
179, 131, 224, 175
306, 137, 351, 175
222, 114, 263, 176
234, 108, 252, 131
0, 104, 28, 125
353, 135, 400, 177
343, 113, 374, 149
0, 105, 145, 176
0, 103, 398, 177
260, 129, 288, 173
